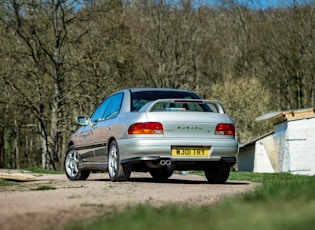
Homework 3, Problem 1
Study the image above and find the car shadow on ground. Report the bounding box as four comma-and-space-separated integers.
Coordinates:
130, 177, 250, 185
89, 176, 250, 185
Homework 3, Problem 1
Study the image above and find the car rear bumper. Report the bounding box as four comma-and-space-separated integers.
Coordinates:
117, 137, 239, 162
121, 156, 237, 171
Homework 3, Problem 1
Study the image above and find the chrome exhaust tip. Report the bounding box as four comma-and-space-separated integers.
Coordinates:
159, 159, 166, 166
159, 159, 171, 166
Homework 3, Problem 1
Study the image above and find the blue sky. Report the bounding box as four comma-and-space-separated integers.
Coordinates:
239, 0, 293, 9
79, 1, 313, 10
201, 0, 313, 9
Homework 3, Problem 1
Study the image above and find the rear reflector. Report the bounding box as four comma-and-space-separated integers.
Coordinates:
128, 122, 164, 134
215, 123, 235, 136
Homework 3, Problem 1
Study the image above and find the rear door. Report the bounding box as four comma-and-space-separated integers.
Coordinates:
78, 97, 111, 162
93, 92, 124, 162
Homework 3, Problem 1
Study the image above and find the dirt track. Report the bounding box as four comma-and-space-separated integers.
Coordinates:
0, 170, 257, 230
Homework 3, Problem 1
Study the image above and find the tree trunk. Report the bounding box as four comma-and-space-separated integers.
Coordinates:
4, 128, 12, 168
14, 119, 20, 169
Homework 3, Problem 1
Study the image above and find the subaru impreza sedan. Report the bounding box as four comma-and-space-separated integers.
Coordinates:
64, 88, 239, 183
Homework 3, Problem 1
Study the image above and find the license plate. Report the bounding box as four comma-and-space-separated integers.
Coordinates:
171, 146, 210, 157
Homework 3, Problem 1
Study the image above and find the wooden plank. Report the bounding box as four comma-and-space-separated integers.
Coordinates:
0, 173, 38, 182
257, 108, 315, 124
284, 109, 315, 121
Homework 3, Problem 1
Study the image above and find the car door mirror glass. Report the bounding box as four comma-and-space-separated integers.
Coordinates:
75, 115, 88, 125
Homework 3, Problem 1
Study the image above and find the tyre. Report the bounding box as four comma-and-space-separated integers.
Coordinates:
205, 164, 230, 184
64, 146, 90, 181
150, 165, 174, 182
108, 140, 131, 182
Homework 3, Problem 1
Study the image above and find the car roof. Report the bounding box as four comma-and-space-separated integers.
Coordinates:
127, 88, 194, 93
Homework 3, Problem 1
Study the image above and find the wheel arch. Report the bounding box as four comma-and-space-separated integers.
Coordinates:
68, 141, 74, 148
107, 137, 117, 155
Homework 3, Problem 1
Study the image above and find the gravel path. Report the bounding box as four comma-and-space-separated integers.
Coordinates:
0, 171, 257, 230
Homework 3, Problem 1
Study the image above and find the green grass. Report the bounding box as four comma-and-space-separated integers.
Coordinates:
62, 172, 315, 230
30, 185, 56, 191
0, 178, 16, 186
27, 167, 64, 174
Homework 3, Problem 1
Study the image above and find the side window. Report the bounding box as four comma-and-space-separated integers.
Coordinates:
90, 98, 111, 122
103, 93, 123, 120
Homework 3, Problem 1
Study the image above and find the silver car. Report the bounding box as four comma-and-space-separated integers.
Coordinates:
64, 88, 239, 183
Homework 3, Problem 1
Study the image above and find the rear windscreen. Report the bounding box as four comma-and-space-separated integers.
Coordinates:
131, 91, 211, 112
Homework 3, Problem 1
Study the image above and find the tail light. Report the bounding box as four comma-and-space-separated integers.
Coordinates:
215, 123, 235, 136
128, 122, 164, 134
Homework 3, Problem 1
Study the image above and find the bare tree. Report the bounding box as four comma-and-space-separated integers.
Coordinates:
0, 0, 100, 169
126, 0, 204, 89
1, 0, 314, 168
251, 1, 315, 111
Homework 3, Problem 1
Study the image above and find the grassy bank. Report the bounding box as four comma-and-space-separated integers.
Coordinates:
27, 167, 64, 174
64, 172, 315, 230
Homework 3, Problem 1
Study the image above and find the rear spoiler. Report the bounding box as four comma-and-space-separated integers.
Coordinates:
139, 99, 225, 114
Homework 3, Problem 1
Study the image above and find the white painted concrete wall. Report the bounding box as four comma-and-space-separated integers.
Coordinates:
274, 118, 315, 176
262, 135, 277, 171
253, 140, 274, 173
274, 122, 287, 173
286, 118, 315, 175
238, 134, 276, 173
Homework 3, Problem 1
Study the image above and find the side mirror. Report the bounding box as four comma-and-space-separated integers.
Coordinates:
75, 115, 88, 125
